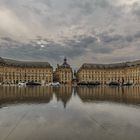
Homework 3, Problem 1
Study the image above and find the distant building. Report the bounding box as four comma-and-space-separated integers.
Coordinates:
54, 57, 73, 84
0, 57, 53, 84
1, 56, 140, 85
77, 61, 140, 85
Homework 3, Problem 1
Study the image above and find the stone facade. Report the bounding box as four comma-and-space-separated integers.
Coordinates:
54, 58, 73, 84
77, 61, 140, 85
1, 56, 140, 85
0, 57, 53, 84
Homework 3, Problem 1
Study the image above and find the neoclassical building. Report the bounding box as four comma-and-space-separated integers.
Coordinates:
1, 56, 140, 85
54, 58, 73, 84
77, 61, 140, 85
0, 57, 53, 84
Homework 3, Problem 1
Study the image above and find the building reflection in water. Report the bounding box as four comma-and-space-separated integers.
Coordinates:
54, 86, 72, 108
1, 86, 140, 107
77, 86, 140, 104
0, 86, 53, 105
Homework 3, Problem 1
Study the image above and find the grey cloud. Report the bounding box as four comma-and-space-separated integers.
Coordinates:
0, 36, 87, 63
70, 0, 95, 15
131, 2, 140, 18
98, 30, 140, 44
91, 43, 114, 54
70, 0, 113, 13
124, 31, 140, 42
100, 34, 122, 43
64, 35, 97, 49
1, 37, 18, 43
125, 36, 133, 42
134, 31, 140, 38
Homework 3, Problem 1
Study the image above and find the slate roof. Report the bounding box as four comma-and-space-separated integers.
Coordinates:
0, 57, 52, 68
80, 60, 140, 69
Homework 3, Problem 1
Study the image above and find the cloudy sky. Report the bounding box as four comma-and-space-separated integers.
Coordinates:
0, 0, 140, 68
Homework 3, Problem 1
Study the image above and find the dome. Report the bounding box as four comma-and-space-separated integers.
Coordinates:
60, 57, 70, 68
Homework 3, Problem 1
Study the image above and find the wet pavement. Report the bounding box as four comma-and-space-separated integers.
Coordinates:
0, 86, 140, 140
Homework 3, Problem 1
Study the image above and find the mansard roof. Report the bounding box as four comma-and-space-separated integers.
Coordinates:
80, 60, 140, 70
0, 57, 52, 68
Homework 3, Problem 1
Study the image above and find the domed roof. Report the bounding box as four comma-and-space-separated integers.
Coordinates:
60, 57, 71, 68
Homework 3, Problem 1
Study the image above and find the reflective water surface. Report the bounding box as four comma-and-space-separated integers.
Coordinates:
0, 86, 140, 140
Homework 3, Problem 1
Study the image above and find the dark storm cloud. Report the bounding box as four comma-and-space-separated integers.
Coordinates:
98, 30, 140, 44
0, 36, 87, 62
